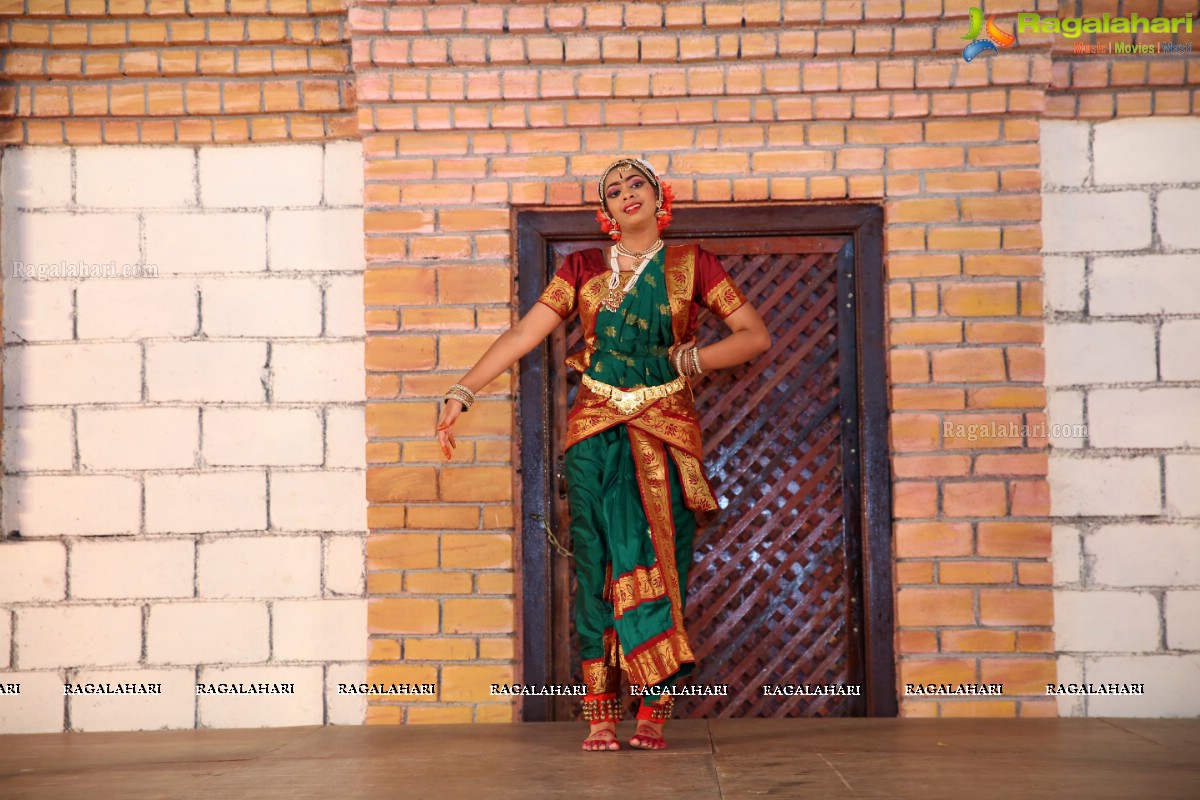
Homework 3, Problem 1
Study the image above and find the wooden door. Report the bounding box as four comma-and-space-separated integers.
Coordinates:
515, 206, 894, 720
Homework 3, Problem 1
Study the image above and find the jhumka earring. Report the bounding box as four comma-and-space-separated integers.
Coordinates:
596, 209, 621, 239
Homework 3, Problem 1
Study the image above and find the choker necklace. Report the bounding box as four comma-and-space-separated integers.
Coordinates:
615, 240, 662, 259
603, 239, 663, 312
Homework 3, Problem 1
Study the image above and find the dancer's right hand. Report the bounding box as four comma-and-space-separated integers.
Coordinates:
436, 400, 463, 460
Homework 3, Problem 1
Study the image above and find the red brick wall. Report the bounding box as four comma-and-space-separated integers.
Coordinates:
353, 0, 1062, 722
0, 0, 355, 144
1047, 0, 1200, 117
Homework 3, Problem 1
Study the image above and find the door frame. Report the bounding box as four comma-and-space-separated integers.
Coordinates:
513, 203, 894, 720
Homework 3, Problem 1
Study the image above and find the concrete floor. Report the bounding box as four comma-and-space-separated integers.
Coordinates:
0, 718, 1198, 799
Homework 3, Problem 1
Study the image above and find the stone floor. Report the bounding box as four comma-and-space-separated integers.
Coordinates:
1, 717, 1198, 799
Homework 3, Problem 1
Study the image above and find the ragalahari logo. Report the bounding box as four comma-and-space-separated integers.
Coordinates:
961, 7, 1017, 62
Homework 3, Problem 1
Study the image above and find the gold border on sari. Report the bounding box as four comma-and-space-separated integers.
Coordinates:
582, 653, 620, 695
622, 426, 696, 687
610, 564, 668, 620
663, 244, 696, 345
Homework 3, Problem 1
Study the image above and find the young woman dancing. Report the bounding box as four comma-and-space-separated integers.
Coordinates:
437, 158, 771, 751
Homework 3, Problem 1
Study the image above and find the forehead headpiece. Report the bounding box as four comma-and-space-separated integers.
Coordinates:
597, 158, 663, 209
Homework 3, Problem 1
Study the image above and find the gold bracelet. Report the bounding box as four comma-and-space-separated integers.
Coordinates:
690, 346, 702, 375
443, 383, 475, 412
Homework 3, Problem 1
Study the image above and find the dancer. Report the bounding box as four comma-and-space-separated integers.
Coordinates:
437, 158, 770, 751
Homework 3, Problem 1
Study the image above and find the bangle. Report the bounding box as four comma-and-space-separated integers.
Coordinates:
671, 346, 685, 377
443, 383, 476, 412
690, 347, 702, 375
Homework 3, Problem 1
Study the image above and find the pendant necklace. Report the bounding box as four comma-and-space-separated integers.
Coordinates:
602, 239, 663, 312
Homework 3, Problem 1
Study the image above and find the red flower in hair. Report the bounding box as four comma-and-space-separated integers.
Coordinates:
656, 182, 675, 233
596, 208, 618, 238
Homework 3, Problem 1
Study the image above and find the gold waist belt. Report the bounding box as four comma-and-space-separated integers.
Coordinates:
581, 373, 687, 416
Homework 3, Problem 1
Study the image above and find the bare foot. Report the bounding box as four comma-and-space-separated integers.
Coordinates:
582, 721, 620, 752
628, 720, 666, 750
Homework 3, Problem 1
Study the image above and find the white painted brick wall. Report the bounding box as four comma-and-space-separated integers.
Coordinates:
76, 148, 196, 209
1164, 591, 1200, 650
76, 278, 197, 339
6, 211, 141, 268
1157, 189, 1200, 249
268, 209, 364, 272
324, 534, 366, 596
1039, 122, 1090, 188
1165, 455, 1200, 519
1042, 321, 1155, 386
323, 141, 365, 207
325, 407, 367, 469
197, 536, 321, 599
1086, 656, 1200, 717
197, 665, 323, 728
1047, 455, 1160, 517
1045, 390, 1083, 451
17, 605, 143, 669
2, 279, 73, 342
5, 475, 142, 536
1160, 320, 1200, 381
1043, 118, 1200, 719
146, 212, 267, 274
1051, 525, 1081, 586
1041, 191, 1152, 253
1090, 255, 1200, 316
1089, 389, 1200, 449
146, 341, 268, 403
1089, 524, 1200, 588
200, 277, 322, 338
325, 662, 367, 726
0, 672, 65, 733
0, 147, 71, 208
198, 145, 323, 208
147, 601, 269, 665
0, 609, 10, 669
4, 343, 142, 405
2, 409, 74, 471
272, 342, 365, 403
203, 408, 322, 467
1053, 590, 1160, 653
323, 274, 367, 338
70, 539, 195, 600
0, 142, 367, 733
78, 407, 199, 470
1041, 255, 1084, 314
271, 470, 368, 532
145, 472, 267, 534
69, 668, 197, 732
0, 541, 66, 602
272, 599, 366, 662
1092, 118, 1200, 184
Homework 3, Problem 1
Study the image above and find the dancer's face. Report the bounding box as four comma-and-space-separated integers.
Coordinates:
603, 167, 657, 229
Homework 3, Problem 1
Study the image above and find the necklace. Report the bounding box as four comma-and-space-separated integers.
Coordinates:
615, 240, 661, 259
602, 239, 663, 312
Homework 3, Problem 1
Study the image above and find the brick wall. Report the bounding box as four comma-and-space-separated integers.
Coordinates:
1046, 0, 1200, 118
0, 0, 356, 144
1041, 116, 1200, 717
0, 142, 369, 732
0, 0, 1198, 731
351, 0, 1068, 722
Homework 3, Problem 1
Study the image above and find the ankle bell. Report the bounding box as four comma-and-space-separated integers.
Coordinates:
580, 692, 623, 723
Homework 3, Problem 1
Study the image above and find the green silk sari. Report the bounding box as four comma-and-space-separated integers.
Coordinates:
564, 249, 697, 703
